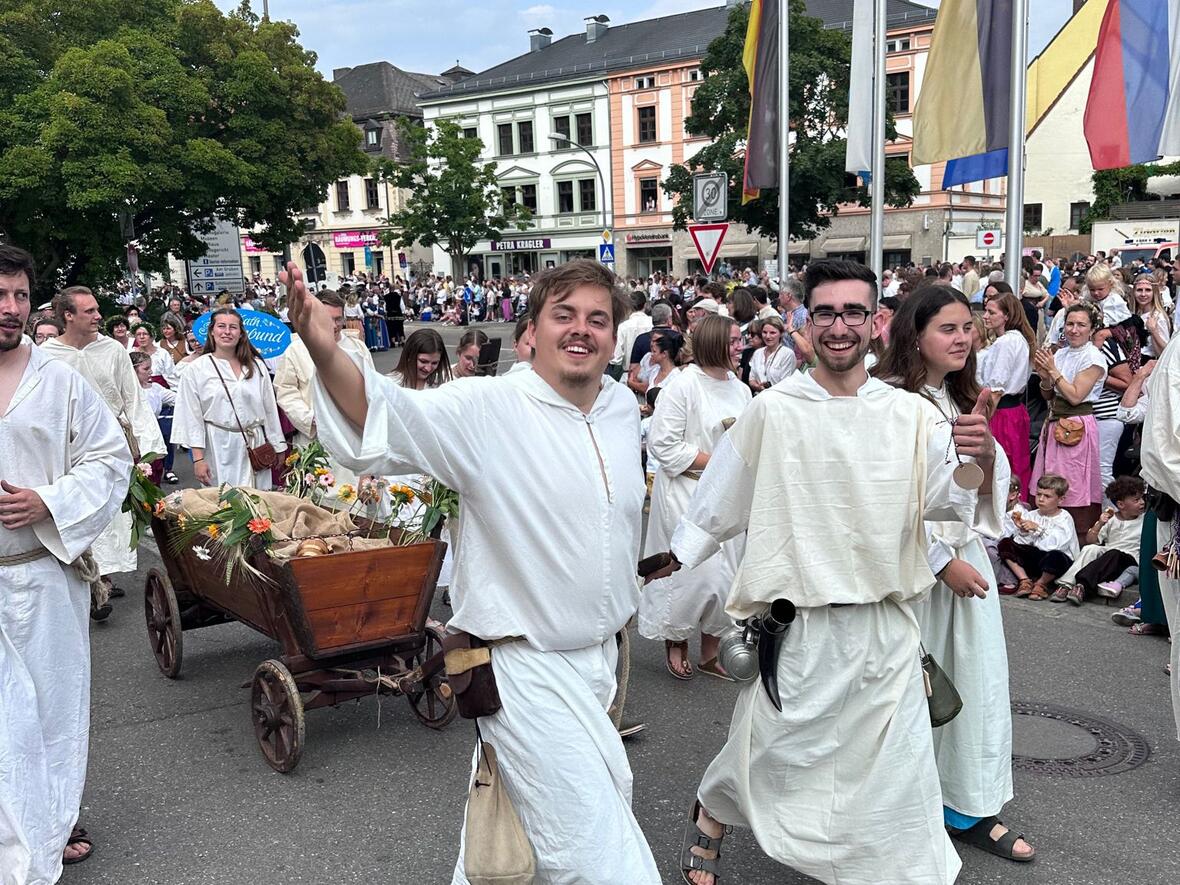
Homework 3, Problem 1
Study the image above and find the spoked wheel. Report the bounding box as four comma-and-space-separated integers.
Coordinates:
251, 659, 305, 773
405, 623, 458, 730
143, 568, 183, 678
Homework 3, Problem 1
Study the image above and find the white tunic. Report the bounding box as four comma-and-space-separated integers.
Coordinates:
640, 365, 751, 640
0, 345, 131, 885
671, 373, 998, 885
170, 355, 287, 489
313, 362, 660, 882
976, 329, 1031, 395
273, 334, 374, 503
40, 335, 164, 575
918, 386, 1015, 819
1139, 334, 1180, 739
749, 344, 796, 387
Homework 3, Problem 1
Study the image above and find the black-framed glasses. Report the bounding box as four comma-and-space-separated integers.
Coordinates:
810, 308, 873, 328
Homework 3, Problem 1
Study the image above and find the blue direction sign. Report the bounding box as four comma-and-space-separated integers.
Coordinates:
598, 243, 615, 264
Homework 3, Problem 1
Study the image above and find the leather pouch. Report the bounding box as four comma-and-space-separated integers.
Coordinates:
443, 632, 503, 719
920, 645, 963, 728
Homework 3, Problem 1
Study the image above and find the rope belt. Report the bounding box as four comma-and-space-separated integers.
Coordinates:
0, 548, 52, 567
205, 418, 262, 433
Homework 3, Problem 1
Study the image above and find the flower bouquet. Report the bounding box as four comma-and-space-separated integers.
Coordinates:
283, 440, 336, 505
122, 456, 165, 550
169, 486, 277, 586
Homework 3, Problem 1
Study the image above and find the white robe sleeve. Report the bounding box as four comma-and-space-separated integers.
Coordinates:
979, 335, 1025, 393
648, 374, 698, 476
1034, 513, 1078, 557
256, 366, 288, 452
1142, 340, 1180, 502
114, 348, 166, 457
312, 360, 484, 491
920, 410, 1009, 538
925, 528, 955, 578
33, 377, 133, 563
273, 351, 314, 438
670, 433, 756, 569
170, 361, 207, 450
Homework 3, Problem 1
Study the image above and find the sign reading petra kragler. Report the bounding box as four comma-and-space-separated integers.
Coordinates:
191, 309, 292, 359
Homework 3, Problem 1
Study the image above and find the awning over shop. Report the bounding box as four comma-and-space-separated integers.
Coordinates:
882, 234, 912, 251
718, 244, 760, 257
822, 237, 866, 253
787, 241, 810, 254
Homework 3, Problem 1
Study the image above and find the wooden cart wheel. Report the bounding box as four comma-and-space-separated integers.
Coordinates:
143, 568, 183, 678
405, 623, 458, 730
251, 659, 305, 773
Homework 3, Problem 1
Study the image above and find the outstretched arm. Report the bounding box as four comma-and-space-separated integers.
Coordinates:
281, 261, 368, 431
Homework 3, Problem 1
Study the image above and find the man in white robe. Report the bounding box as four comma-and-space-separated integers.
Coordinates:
0, 246, 132, 883
273, 289, 374, 501
40, 287, 163, 602
1140, 334, 1180, 739
283, 258, 660, 883
658, 260, 1002, 885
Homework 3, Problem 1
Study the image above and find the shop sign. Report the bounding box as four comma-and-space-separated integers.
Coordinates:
490, 238, 551, 251
191, 309, 291, 358
625, 232, 671, 244
242, 237, 274, 254
331, 230, 383, 249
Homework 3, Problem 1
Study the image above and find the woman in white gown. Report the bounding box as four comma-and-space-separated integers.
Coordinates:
640, 315, 751, 679
875, 284, 1034, 864
171, 308, 286, 489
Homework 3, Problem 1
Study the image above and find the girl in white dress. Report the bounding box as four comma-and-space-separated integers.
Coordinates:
876, 284, 1033, 863
171, 308, 286, 489
640, 315, 751, 680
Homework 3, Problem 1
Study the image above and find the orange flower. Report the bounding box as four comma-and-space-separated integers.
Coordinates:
207, 523, 220, 539
141, 501, 151, 512
247, 517, 272, 535
153, 500, 166, 517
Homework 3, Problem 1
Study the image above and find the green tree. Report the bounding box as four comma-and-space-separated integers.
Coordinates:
1082, 161, 1180, 233
0, 0, 366, 296
377, 119, 530, 279
663, 0, 919, 246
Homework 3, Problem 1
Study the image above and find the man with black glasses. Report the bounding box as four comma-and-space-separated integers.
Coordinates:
653, 259, 1003, 885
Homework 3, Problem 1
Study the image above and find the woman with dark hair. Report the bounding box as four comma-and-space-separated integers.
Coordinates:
171, 308, 286, 488
1031, 301, 1107, 537
159, 316, 188, 364
876, 285, 1032, 864
362, 290, 391, 351
390, 328, 451, 389
640, 315, 750, 680
454, 328, 489, 378
130, 321, 177, 388
646, 329, 683, 393
979, 293, 1035, 498
105, 315, 132, 350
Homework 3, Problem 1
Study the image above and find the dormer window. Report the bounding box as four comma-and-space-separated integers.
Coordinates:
365, 127, 381, 150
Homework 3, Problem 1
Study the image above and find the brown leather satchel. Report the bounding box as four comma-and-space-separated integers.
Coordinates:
1052, 416, 1085, 447
442, 632, 505, 719
208, 356, 280, 471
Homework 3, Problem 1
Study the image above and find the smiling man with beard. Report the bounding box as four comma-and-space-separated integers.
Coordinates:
282, 258, 660, 883
654, 260, 1003, 885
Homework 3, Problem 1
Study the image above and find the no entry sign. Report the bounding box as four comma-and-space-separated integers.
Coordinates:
976, 229, 1001, 250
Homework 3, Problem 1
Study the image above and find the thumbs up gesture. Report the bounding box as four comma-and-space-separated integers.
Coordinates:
950, 387, 996, 463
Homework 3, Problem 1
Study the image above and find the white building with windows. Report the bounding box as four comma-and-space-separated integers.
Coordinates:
418, 20, 619, 279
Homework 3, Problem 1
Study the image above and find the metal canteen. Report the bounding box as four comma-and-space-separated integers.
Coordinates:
717, 621, 760, 683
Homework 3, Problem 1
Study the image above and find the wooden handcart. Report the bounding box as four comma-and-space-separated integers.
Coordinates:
143, 516, 457, 772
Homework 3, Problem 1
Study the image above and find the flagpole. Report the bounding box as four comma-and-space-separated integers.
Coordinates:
1004, 0, 1029, 291
869, 0, 886, 283
778, 0, 789, 275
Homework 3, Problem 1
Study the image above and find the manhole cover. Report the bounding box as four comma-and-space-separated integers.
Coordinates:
1010, 701, 1150, 777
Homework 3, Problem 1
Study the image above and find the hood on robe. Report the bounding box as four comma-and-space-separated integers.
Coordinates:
762, 368, 892, 402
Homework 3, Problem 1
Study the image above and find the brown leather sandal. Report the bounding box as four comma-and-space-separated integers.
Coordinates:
1028, 583, 1050, 601
1013, 578, 1035, 598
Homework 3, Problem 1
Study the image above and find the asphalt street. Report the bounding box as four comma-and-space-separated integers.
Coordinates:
67, 322, 1180, 884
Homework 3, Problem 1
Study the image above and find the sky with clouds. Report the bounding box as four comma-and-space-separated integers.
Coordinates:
214, 0, 1075, 80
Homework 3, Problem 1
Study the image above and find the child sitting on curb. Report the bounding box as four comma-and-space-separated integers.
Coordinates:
1052, 476, 1146, 605
997, 474, 1079, 600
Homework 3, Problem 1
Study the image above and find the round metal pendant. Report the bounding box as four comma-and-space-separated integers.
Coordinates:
952, 461, 985, 490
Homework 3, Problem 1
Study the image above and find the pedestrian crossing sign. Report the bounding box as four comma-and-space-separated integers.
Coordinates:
598, 243, 615, 264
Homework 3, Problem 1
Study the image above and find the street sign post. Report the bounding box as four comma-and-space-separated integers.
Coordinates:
185, 219, 246, 296
688, 223, 728, 274
693, 172, 728, 223
976, 229, 1002, 251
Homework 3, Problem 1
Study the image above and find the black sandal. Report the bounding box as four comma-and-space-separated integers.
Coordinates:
949, 816, 1035, 863
62, 826, 94, 865
680, 800, 728, 883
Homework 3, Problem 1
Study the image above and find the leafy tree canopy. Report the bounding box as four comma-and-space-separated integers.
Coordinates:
0, 0, 366, 294
664, 0, 919, 244
377, 119, 530, 278
1082, 161, 1180, 234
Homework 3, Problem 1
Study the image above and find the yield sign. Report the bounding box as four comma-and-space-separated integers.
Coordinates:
688, 223, 728, 274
